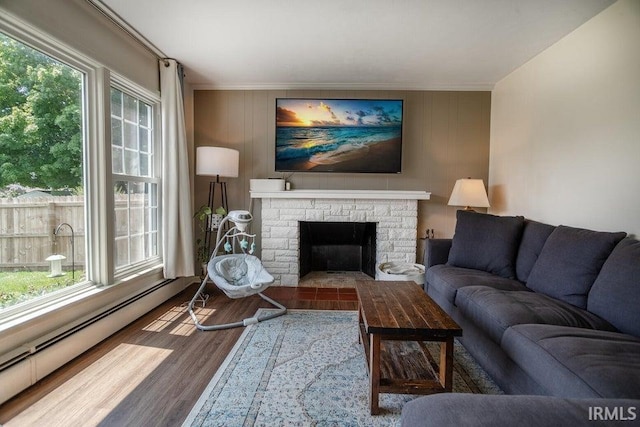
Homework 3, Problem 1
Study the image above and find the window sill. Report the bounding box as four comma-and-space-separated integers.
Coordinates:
0, 264, 171, 357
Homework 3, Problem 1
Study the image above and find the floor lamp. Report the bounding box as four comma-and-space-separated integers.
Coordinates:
196, 146, 239, 257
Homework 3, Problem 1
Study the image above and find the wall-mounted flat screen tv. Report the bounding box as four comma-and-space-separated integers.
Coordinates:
275, 98, 403, 173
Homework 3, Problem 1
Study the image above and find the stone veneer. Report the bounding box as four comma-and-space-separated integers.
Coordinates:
260, 198, 419, 286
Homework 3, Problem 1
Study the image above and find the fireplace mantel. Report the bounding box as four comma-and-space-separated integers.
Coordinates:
250, 189, 431, 200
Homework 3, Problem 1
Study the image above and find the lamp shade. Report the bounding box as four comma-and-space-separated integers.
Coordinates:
196, 146, 239, 177
448, 178, 490, 209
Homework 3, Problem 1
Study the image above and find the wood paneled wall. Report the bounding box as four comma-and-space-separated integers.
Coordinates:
193, 90, 490, 261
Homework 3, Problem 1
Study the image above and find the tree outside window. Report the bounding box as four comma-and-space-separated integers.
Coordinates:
0, 32, 86, 309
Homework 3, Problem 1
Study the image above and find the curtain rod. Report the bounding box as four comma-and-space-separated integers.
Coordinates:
85, 0, 168, 61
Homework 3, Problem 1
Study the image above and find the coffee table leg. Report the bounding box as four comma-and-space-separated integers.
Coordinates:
439, 337, 454, 391
369, 334, 380, 415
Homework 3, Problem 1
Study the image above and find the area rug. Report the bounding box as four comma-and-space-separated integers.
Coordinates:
182, 309, 502, 427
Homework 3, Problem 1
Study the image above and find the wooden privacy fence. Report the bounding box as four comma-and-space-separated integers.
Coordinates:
0, 196, 85, 271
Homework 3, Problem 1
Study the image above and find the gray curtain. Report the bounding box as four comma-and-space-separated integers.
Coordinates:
160, 59, 194, 278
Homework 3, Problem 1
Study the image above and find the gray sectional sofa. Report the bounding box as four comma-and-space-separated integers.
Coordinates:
401, 210, 640, 426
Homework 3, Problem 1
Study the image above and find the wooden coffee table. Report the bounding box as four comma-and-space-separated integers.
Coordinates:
355, 280, 462, 415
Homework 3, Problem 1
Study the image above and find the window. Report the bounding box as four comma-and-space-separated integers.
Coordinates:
0, 32, 88, 309
0, 26, 163, 317
110, 88, 160, 271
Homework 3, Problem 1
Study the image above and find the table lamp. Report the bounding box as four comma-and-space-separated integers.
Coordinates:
447, 178, 490, 211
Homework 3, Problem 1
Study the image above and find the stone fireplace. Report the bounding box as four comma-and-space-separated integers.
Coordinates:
252, 190, 430, 286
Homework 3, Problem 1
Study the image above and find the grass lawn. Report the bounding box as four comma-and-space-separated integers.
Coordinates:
0, 270, 84, 309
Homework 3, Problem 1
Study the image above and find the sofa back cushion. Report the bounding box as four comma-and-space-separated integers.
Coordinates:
526, 225, 626, 309
515, 220, 556, 283
447, 210, 524, 279
588, 238, 640, 337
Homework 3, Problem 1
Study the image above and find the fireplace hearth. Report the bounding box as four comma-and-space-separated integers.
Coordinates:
299, 221, 376, 279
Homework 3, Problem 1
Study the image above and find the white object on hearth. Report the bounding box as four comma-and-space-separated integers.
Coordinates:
376, 262, 425, 285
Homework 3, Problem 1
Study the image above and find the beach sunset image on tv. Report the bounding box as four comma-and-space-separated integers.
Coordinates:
275, 99, 403, 173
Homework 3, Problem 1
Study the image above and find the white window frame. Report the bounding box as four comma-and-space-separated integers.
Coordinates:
109, 79, 163, 281
0, 18, 99, 321
0, 15, 164, 326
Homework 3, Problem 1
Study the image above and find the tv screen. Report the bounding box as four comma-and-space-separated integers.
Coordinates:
275, 98, 403, 173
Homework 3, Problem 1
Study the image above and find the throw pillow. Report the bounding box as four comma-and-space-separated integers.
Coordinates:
515, 220, 556, 283
526, 225, 626, 309
588, 238, 640, 337
447, 210, 525, 279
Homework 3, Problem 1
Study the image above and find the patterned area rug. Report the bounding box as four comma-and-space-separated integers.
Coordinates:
183, 310, 502, 427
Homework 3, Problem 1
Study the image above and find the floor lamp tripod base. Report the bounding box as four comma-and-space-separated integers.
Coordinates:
204, 177, 229, 257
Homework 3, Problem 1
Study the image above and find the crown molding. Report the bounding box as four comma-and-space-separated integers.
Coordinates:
189, 81, 494, 92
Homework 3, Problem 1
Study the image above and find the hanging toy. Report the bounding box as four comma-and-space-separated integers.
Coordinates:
249, 241, 256, 255
224, 238, 232, 253
240, 238, 249, 251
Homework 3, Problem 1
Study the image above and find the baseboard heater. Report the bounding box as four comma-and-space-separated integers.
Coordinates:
0, 278, 188, 405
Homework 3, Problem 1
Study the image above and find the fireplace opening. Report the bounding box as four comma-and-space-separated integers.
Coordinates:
299, 221, 376, 279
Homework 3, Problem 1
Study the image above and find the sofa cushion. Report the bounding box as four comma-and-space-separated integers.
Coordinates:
526, 225, 626, 309
401, 394, 640, 427
447, 211, 524, 279
515, 220, 555, 283
427, 264, 527, 305
588, 238, 640, 337
455, 286, 615, 344
502, 324, 640, 398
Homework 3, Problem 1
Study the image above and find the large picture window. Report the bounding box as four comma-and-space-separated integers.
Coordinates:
0, 32, 87, 309
110, 88, 160, 271
0, 28, 163, 316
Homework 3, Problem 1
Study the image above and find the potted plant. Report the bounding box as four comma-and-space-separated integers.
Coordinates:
194, 205, 227, 276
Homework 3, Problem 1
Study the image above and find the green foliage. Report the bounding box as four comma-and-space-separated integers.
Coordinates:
0, 33, 83, 190
194, 205, 213, 263
193, 205, 227, 263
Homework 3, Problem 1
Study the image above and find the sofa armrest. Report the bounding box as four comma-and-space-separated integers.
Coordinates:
424, 239, 452, 268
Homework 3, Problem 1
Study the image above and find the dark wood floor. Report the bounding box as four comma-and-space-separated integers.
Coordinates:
0, 283, 358, 426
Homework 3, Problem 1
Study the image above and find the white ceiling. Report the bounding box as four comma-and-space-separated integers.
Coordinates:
99, 0, 614, 90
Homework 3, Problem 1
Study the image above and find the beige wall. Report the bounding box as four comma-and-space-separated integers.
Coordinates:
0, 0, 159, 92
489, 0, 640, 237
193, 90, 491, 258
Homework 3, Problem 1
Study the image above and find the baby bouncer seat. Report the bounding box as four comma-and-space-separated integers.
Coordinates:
187, 210, 286, 330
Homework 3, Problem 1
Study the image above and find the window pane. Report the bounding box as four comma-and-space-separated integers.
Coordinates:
139, 102, 150, 127
112, 180, 159, 270
0, 33, 87, 310
112, 146, 123, 174
123, 94, 137, 122
110, 89, 122, 118
115, 238, 129, 268
139, 153, 149, 177
124, 150, 139, 175
139, 127, 149, 153
111, 118, 122, 147
114, 181, 129, 236
124, 122, 137, 149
